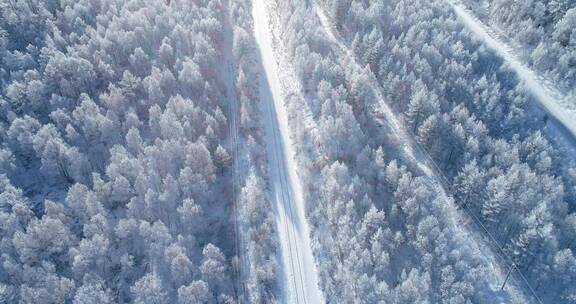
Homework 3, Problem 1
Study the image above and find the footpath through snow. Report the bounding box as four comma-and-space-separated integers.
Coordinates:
252, 1, 324, 303
451, 3, 576, 146
314, 5, 531, 303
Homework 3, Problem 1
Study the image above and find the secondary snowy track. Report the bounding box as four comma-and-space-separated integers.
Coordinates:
222, 0, 248, 302
451, 3, 576, 144
253, 1, 324, 303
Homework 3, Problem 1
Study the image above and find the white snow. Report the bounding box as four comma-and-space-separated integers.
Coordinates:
252, 1, 324, 303
314, 5, 531, 303
451, 3, 576, 143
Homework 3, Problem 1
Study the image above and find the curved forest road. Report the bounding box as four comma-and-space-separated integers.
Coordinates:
252, 1, 325, 303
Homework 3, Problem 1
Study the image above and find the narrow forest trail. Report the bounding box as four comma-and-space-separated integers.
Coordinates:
450, 3, 576, 147
252, 1, 325, 303
221, 0, 248, 302
313, 4, 532, 303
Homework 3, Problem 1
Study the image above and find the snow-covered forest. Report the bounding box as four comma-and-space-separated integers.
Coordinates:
0, 0, 267, 302
0, 0, 574, 303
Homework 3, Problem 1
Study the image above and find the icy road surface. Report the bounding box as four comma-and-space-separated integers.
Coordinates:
253, 1, 324, 303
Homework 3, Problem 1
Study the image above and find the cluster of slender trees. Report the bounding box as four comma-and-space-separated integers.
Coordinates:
231, 0, 279, 301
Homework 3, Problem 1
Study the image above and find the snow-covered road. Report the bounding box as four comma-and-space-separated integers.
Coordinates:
252, 1, 324, 303
451, 3, 576, 143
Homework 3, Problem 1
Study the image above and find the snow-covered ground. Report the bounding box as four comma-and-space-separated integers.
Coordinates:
451, 3, 576, 145
314, 5, 531, 303
252, 1, 324, 303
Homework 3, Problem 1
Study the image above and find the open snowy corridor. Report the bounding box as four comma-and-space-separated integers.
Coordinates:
252, 1, 324, 303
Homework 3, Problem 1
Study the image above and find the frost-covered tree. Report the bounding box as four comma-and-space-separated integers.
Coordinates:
131, 273, 167, 304
73, 278, 113, 304
178, 281, 211, 304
